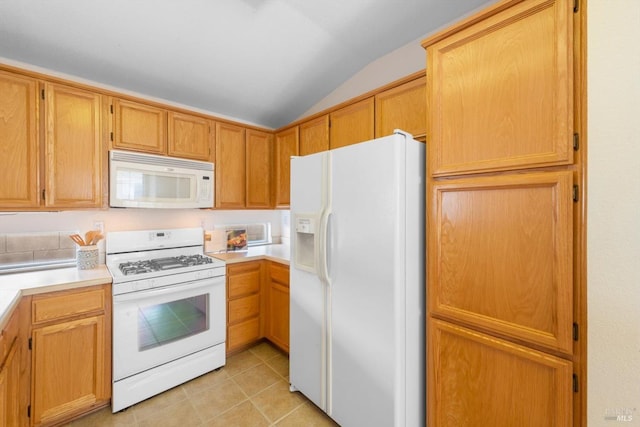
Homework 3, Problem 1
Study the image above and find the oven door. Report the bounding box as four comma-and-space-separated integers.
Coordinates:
112, 276, 225, 381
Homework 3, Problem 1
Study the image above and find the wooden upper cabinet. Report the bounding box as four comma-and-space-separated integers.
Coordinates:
44, 83, 103, 208
215, 122, 246, 209
245, 129, 272, 208
299, 115, 329, 156
273, 126, 299, 208
0, 70, 40, 208
430, 171, 574, 354
423, 0, 573, 176
113, 98, 166, 154
329, 97, 374, 149
168, 111, 213, 162
429, 319, 572, 427
375, 75, 426, 139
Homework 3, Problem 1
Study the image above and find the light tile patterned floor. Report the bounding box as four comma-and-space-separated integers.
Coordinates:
66, 341, 338, 426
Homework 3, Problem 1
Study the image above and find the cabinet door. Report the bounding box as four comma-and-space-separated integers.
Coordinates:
429, 319, 572, 427
1, 299, 29, 427
246, 129, 272, 208
113, 98, 166, 154
267, 262, 290, 352
375, 75, 426, 139
0, 339, 20, 427
268, 283, 289, 352
299, 115, 328, 156
329, 97, 374, 149
31, 315, 108, 426
430, 171, 574, 353
215, 122, 246, 208
44, 83, 103, 208
273, 127, 298, 208
426, 0, 573, 175
0, 70, 40, 208
168, 111, 213, 161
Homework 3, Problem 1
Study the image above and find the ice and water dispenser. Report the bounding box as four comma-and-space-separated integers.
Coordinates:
294, 214, 318, 273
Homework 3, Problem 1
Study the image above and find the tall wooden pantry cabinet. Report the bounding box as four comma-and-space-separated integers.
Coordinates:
422, 0, 586, 425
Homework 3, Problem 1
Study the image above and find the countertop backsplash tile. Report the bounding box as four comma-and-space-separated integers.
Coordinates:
0, 231, 79, 272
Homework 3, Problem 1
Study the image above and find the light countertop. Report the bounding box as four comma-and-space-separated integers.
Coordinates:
207, 244, 290, 265
0, 244, 290, 330
0, 265, 112, 330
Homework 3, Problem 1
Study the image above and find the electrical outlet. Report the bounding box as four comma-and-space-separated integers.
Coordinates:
93, 221, 104, 233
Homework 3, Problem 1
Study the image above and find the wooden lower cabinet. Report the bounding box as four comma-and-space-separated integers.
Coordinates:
429, 319, 572, 427
266, 262, 289, 353
30, 285, 111, 427
226, 260, 291, 354
226, 261, 263, 353
0, 306, 21, 427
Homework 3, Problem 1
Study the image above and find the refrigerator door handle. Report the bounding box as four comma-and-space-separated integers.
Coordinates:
325, 212, 333, 281
319, 210, 333, 284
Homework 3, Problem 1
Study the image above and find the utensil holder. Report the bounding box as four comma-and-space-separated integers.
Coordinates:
77, 245, 99, 270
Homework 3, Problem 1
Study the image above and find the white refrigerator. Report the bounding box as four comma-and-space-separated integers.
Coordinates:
289, 130, 425, 427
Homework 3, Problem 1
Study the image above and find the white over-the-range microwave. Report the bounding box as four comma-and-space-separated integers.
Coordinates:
109, 150, 214, 209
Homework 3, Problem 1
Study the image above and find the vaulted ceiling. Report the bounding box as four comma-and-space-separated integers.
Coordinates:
0, 0, 492, 128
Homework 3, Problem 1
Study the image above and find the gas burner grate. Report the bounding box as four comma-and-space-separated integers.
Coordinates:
119, 255, 214, 275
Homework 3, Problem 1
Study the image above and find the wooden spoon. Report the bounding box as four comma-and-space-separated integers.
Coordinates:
69, 234, 86, 246
85, 230, 97, 247
89, 233, 103, 245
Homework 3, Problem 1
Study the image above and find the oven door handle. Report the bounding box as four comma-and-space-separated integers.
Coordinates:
113, 278, 221, 303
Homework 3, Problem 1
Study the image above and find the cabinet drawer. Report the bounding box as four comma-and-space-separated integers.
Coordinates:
269, 262, 289, 286
32, 287, 106, 324
228, 317, 260, 350
227, 263, 261, 298
228, 294, 260, 325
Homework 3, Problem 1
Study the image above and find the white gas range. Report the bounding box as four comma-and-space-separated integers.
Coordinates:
106, 227, 226, 412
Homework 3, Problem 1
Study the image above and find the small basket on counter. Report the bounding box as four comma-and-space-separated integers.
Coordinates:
70, 231, 103, 270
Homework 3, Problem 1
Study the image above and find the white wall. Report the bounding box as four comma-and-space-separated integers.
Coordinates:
298, 37, 426, 119
0, 209, 284, 261
587, 0, 640, 424
298, 1, 496, 121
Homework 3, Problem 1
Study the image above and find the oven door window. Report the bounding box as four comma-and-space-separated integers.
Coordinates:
138, 294, 208, 351
112, 277, 225, 382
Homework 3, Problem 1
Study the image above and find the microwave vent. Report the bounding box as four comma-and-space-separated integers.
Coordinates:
110, 150, 213, 171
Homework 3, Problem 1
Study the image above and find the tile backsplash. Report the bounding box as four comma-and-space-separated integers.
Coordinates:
0, 231, 77, 267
